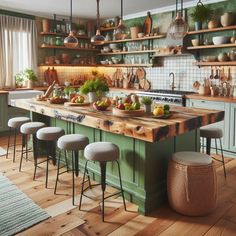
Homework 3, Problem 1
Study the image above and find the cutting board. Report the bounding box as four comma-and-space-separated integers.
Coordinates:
143, 12, 152, 35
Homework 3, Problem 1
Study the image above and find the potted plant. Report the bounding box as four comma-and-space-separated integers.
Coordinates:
190, 3, 212, 30
80, 78, 109, 103
130, 23, 142, 39
63, 86, 77, 100
14, 68, 37, 88
14, 72, 25, 88
141, 96, 153, 114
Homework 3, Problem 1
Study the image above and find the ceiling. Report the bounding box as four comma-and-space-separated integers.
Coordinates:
0, 0, 201, 19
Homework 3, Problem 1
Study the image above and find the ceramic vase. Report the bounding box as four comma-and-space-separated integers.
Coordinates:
221, 12, 234, 27
27, 80, 33, 89
130, 26, 140, 39
194, 22, 202, 31
88, 92, 98, 103
144, 104, 151, 114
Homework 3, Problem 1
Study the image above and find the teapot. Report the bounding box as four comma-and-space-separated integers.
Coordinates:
228, 50, 236, 61
218, 52, 229, 62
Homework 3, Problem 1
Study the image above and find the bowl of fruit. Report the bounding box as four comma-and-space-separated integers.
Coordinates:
152, 104, 172, 118
64, 95, 89, 106
93, 98, 111, 111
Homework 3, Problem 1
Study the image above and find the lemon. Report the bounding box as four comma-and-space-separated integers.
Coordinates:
153, 107, 164, 116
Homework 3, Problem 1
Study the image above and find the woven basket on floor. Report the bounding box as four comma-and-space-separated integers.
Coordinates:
167, 159, 217, 216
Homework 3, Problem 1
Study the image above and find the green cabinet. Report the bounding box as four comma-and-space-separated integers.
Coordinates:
187, 98, 236, 157
0, 94, 8, 132
229, 103, 236, 153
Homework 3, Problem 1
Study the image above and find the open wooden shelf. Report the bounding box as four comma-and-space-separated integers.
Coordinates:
187, 25, 236, 35
100, 26, 118, 32
40, 32, 89, 39
39, 63, 97, 67
187, 43, 236, 50
98, 49, 157, 56
102, 34, 166, 44
98, 63, 158, 67
194, 61, 236, 66
152, 53, 190, 57
39, 45, 99, 51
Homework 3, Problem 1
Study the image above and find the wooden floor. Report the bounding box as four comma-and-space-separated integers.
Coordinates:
1, 135, 236, 236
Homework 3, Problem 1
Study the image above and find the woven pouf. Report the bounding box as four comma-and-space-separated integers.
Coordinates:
167, 151, 217, 216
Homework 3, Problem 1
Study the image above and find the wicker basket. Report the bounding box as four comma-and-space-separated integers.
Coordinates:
167, 159, 217, 216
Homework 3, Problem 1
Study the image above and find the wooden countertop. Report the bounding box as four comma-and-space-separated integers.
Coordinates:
11, 99, 224, 143
186, 94, 236, 103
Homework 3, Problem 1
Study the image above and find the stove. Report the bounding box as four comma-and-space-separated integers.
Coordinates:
136, 89, 196, 106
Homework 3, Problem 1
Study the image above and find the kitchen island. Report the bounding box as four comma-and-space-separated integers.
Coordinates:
12, 99, 224, 214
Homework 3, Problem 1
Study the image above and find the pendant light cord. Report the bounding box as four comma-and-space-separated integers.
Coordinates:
70, 0, 72, 30
121, 0, 123, 20
96, 0, 100, 29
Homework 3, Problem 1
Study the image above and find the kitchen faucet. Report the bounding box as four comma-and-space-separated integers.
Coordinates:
169, 72, 176, 91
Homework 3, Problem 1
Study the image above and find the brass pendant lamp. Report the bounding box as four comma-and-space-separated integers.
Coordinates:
91, 0, 105, 45
64, 0, 78, 48
167, 0, 188, 39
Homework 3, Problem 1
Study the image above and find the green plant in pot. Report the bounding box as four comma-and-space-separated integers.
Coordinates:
141, 96, 153, 114
14, 68, 37, 88
190, 2, 212, 30
80, 78, 109, 103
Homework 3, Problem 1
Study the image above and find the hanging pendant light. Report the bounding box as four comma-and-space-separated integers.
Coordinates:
91, 0, 105, 45
115, 0, 126, 35
64, 0, 78, 48
167, 0, 188, 39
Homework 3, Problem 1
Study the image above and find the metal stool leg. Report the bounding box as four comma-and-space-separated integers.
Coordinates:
54, 150, 61, 194
206, 138, 211, 155
19, 134, 26, 172
79, 160, 89, 210
65, 150, 69, 172
100, 162, 107, 222
215, 138, 218, 155
6, 127, 11, 159
72, 151, 75, 205
13, 128, 17, 162
116, 160, 127, 211
219, 138, 226, 178
45, 152, 49, 188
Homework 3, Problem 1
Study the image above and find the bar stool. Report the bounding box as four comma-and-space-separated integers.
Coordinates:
200, 126, 226, 177
19, 122, 46, 172
35, 127, 65, 188
6, 117, 31, 162
79, 142, 126, 221
55, 134, 89, 205
167, 151, 217, 216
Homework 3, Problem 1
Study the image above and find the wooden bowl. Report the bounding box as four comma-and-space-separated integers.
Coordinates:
93, 104, 109, 111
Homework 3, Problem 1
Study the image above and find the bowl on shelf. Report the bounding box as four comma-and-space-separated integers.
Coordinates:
138, 33, 145, 38
100, 60, 109, 65
111, 57, 121, 64
109, 43, 119, 50
212, 36, 230, 45
103, 46, 111, 52
191, 39, 200, 47
115, 33, 128, 40
202, 56, 217, 62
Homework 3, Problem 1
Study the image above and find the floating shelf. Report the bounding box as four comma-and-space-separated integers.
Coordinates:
102, 34, 166, 44
193, 61, 236, 66
187, 25, 236, 35
40, 32, 90, 39
98, 50, 157, 56
39, 64, 97, 67
100, 26, 118, 32
98, 63, 158, 67
152, 53, 190, 57
39, 45, 99, 51
187, 43, 236, 50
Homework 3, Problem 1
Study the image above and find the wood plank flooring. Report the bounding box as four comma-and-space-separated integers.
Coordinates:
0, 135, 236, 236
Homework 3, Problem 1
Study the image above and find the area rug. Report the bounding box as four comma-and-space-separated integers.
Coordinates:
0, 147, 7, 156
0, 174, 50, 236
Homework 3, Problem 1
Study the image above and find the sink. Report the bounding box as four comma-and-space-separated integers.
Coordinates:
8, 90, 43, 105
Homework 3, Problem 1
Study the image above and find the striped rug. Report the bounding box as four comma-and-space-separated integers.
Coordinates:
0, 174, 50, 236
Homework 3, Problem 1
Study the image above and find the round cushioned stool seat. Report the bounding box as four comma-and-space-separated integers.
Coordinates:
20, 122, 46, 135
172, 151, 212, 166
8, 117, 31, 128
36, 127, 64, 141
84, 142, 119, 162
200, 126, 223, 139
167, 151, 217, 216
57, 134, 89, 151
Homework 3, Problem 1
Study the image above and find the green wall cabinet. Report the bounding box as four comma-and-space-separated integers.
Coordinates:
229, 103, 236, 153
0, 94, 8, 132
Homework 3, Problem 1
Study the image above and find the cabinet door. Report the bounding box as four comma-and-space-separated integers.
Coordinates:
188, 99, 228, 150
229, 103, 236, 152
0, 94, 8, 132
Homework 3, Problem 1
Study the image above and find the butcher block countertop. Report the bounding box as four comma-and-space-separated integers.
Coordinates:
12, 99, 224, 143
186, 94, 236, 103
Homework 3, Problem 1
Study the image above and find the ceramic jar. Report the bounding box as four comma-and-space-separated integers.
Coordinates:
218, 52, 229, 62
228, 50, 236, 61
208, 20, 219, 29
221, 12, 234, 27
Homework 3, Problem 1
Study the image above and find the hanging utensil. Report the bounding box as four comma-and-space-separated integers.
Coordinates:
209, 66, 213, 80
228, 67, 232, 81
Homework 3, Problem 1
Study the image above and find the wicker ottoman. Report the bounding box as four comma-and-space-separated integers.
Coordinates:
167, 151, 217, 216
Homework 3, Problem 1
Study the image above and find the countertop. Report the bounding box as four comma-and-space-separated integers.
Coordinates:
186, 94, 236, 103
12, 99, 224, 143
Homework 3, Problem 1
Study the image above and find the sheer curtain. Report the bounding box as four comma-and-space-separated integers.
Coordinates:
0, 14, 37, 88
